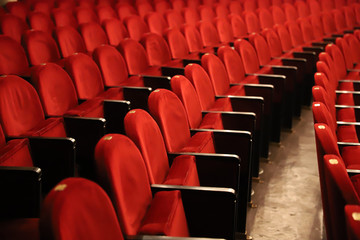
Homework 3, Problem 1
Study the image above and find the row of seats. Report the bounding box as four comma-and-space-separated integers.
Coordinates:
1, 0, 359, 239
311, 32, 360, 239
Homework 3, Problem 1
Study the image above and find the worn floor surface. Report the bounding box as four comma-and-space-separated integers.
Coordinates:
246, 108, 324, 240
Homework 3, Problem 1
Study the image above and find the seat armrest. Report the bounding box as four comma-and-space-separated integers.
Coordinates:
242, 84, 273, 115
28, 136, 76, 193
127, 235, 226, 240
332, 33, 344, 38
0, 166, 41, 218
150, 184, 236, 240
161, 66, 185, 77
347, 169, 360, 177
123, 86, 152, 110
311, 42, 328, 48
182, 59, 201, 66
103, 100, 130, 134
215, 95, 263, 130
302, 46, 324, 55
202, 111, 256, 133
247, 73, 285, 102
322, 37, 336, 43
167, 152, 240, 190
141, 75, 171, 90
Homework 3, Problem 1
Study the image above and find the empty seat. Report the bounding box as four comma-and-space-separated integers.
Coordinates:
78, 22, 109, 53
183, 7, 200, 26
102, 18, 129, 46
144, 11, 168, 36
95, 5, 117, 23
0, 13, 29, 43
28, 12, 55, 35
228, 14, 248, 39
123, 15, 149, 41
116, 3, 137, 21
75, 7, 99, 24
54, 26, 87, 58
95, 133, 236, 239
0, 35, 30, 76
40, 178, 124, 240
22, 29, 64, 66
5, 1, 28, 21
164, 28, 200, 60
345, 205, 360, 240
163, 9, 184, 29
51, 8, 78, 27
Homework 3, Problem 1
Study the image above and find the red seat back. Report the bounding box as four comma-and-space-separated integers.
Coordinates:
54, 26, 87, 58
40, 178, 124, 240
79, 22, 109, 53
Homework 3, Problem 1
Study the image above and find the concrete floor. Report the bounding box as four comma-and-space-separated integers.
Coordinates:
246, 108, 325, 240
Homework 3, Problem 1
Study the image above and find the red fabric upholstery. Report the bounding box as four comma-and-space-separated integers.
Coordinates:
148, 89, 192, 152
0, 75, 66, 137
183, 8, 200, 26
28, 12, 54, 35
95, 134, 189, 237
124, 109, 170, 184
52, 9, 78, 27
65, 52, 123, 100
228, 14, 248, 39
234, 39, 261, 74
22, 30, 63, 66
214, 17, 234, 45
5, 2, 28, 21
182, 24, 214, 54
140, 32, 182, 67
345, 205, 360, 240
79, 22, 109, 53
184, 64, 216, 111
93, 45, 143, 87
102, 18, 129, 46
65, 52, 104, 99
124, 109, 200, 186
258, 8, 274, 30
95, 134, 153, 236
40, 178, 124, 240
243, 11, 261, 34
171, 75, 203, 128
144, 12, 168, 36
0, 137, 32, 167
323, 154, 360, 240
163, 9, 184, 28
116, 3, 137, 21
75, 7, 99, 25
54, 26, 87, 58
0, 35, 30, 76
164, 28, 199, 60
117, 38, 158, 76
96, 5, 117, 23
31, 63, 78, 117
164, 155, 200, 186
0, 13, 28, 43
123, 15, 149, 41
181, 131, 216, 153
139, 191, 189, 237
197, 20, 224, 48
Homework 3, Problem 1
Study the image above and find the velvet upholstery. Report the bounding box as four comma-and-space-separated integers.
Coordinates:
0, 75, 66, 137
148, 89, 216, 153
0, 124, 32, 167
0, 35, 30, 76
228, 14, 248, 39
140, 32, 183, 67
102, 18, 129, 46
123, 15, 149, 41
144, 12, 168, 36
214, 17, 235, 45
54, 26, 87, 58
75, 7, 99, 25
40, 178, 124, 240
64, 52, 124, 101
117, 38, 161, 76
52, 9, 78, 27
124, 109, 199, 186
164, 28, 199, 60
78, 22, 109, 53
93, 44, 143, 87
0, 13, 28, 43
96, 5, 117, 23
94, 134, 189, 237
345, 205, 360, 240
28, 12, 54, 35
22, 30, 63, 67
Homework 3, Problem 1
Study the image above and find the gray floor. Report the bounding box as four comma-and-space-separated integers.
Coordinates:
246, 108, 325, 240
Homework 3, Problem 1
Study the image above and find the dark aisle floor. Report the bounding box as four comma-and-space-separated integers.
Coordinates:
246, 107, 324, 240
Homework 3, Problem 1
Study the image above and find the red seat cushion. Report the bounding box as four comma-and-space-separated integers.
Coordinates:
0, 138, 32, 167
181, 131, 216, 153
164, 155, 200, 186
139, 190, 189, 237
25, 117, 67, 138
199, 112, 224, 130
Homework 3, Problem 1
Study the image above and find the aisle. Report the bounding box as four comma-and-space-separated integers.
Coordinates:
246, 108, 324, 240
